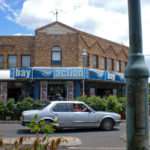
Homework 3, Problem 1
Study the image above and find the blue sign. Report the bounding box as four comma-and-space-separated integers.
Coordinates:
33, 69, 53, 79
10, 67, 125, 83
10, 68, 32, 79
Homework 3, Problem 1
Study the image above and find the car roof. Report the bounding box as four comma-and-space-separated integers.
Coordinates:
51, 101, 84, 104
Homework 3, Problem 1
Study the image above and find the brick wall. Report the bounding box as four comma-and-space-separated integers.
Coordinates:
0, 22, 128, 73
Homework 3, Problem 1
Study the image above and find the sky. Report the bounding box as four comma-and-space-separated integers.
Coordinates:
0, 0, 150, 65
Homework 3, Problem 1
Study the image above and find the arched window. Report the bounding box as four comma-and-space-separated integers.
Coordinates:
51, 46, 62, 65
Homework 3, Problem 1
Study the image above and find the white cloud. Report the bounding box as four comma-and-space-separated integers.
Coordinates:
1, 0, 150, 56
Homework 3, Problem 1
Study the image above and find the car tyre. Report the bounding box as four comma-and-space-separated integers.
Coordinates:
100, 118, 114, 131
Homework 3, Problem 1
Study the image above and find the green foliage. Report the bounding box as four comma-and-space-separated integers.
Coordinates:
87, 96, 107, 111
32, 100, 42, 109
118, 96, 127, 112
16, 97, 33, 111
106, 96, 123, 113
27, 115, 55, 134
5, 98, 16, 119
77, 95, 127, 114
0, 101, 5, 120
77, 96, 107, 111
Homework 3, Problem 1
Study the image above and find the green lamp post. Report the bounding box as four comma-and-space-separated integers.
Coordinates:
125, 0, 149, 150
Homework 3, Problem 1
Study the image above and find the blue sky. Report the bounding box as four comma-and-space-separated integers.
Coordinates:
0, 0, 150, 56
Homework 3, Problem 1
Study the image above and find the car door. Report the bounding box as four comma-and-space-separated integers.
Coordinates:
52, 103, 74, 128
72, 103, 98, 128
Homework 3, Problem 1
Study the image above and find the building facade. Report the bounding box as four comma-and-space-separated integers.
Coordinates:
0, 22, 128, 102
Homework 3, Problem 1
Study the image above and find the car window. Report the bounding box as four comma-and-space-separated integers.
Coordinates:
72, 103, 90, 112
52, 103, 73, 112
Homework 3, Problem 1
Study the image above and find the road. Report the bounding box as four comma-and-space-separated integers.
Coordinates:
0, 122, 126, 149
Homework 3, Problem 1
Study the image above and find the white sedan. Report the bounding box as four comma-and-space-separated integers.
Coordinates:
22, 101, 121, 131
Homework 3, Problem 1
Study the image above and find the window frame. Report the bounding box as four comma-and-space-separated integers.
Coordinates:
0, 55, 4, 69
92, 54, 99, 68
51, 46, 62, 65
8, 55, 17, 68
21, 55, 31, 67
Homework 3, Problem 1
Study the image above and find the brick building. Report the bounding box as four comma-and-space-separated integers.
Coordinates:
0, 21, 128, 102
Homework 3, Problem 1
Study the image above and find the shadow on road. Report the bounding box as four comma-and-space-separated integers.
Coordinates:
17, 127, 120, 135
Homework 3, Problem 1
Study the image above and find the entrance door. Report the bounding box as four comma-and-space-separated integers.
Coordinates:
48, 84, 66, 100
8, 87, 21, 101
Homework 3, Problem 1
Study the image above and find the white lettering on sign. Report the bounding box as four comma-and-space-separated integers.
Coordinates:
54, 69, 84, 79
108, 72, 115, 80
15, 69, 31, 78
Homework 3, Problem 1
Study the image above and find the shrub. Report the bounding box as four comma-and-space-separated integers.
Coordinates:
32, 100, 45, 109
0, 101, 5, 120
27, 115, 56, 134
106, 96, 123, 113
118, 96, 127, 112
16, 97, 33, 111
15, 97, 34, 120
87, 96, 107, 111
77, 96, 107, 111
5, 98, 16, 120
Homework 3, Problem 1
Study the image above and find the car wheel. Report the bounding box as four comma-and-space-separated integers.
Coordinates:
44, 119, 53, 124
100, 118, 114, 131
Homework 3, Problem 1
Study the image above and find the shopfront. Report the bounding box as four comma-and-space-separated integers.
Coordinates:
0, 67, 125, 101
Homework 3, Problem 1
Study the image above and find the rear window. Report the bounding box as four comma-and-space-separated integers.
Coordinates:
53, 103, 73, 112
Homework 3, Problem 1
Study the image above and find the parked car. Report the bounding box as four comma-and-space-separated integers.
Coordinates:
22, 101, 121, 130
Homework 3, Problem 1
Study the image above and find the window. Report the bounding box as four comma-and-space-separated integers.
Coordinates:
107, 58, 113, 71
51, 46, 61, 65
8, 55, 17, 68
73, 103, 89, 112
82, 53, 89, 67
92, 55, 98, 68
0, 55, 4, 69
21, 55, 31, 67
119, 60, 122, 72
104, 57, 107, 70
53, 103, 72, 112
114, 60, 120, 72
121, 61, 126, 72
99, 57, 105, 69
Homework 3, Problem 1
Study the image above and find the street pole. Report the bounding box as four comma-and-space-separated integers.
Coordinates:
125, 0, 149, 150
82, 76, 85, 96
82, 49, 87, 96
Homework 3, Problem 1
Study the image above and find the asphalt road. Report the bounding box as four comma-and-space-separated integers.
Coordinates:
0, 122, 126, 149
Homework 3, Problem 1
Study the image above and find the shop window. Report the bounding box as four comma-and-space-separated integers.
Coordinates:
51, 46, 61, 65
21, 55, 31, 67
0, 55, 4, 69
92, 55, 98, 68
8, 55, 17, 68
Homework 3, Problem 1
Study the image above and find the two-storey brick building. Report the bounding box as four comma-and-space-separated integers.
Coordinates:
0, 21, 128, 102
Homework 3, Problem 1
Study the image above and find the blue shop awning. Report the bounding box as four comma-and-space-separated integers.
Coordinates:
9, 67, 125, 83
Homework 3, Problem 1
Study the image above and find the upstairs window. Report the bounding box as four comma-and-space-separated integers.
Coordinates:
114, 60, 120, 72
51, 46, 61, 65
0, 55, 4, 69
92, 55, 98, 68
99, 57, 105, 69
107, 58, 113, 71
8, 55, 17, 68
21, 55, 31, 67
